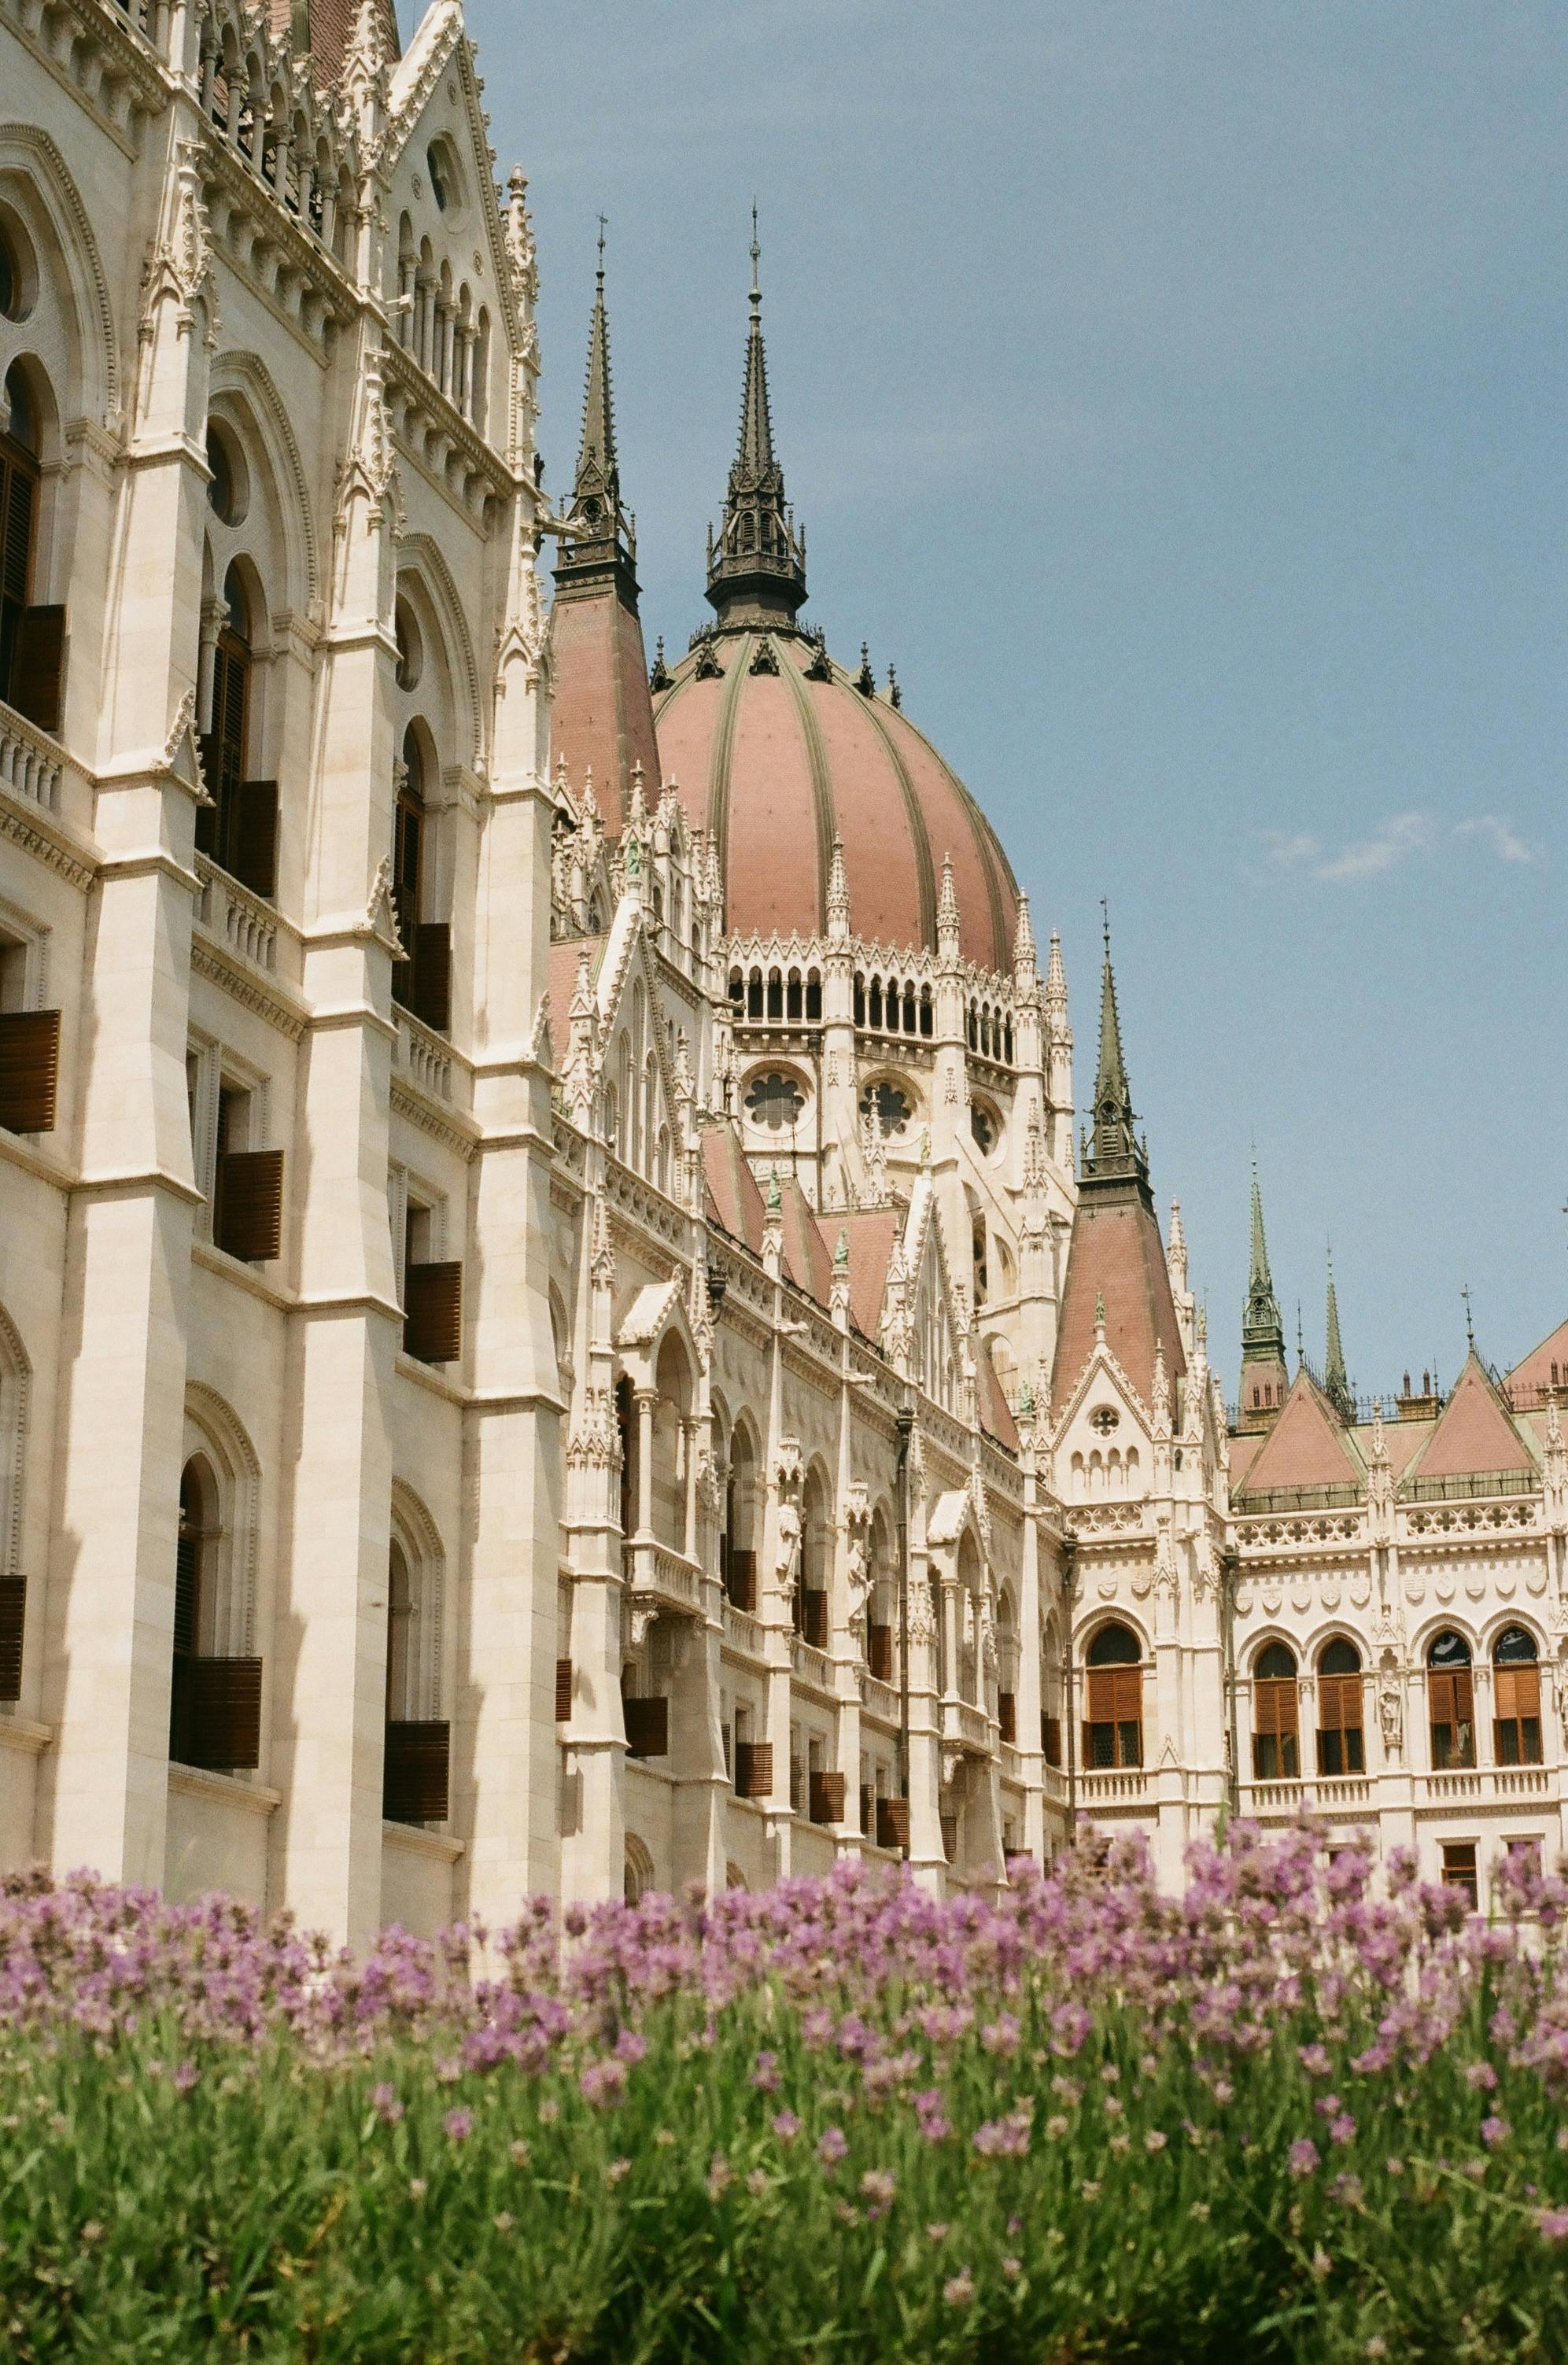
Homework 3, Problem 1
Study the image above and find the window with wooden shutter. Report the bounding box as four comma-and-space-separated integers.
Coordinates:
876, 1796, 910, 1851
867, 1620, 892, 1682
1042, 1714, 1062, 1767
801, 1588, 828, 1649
1441, 1840, 1478, 1908
555, 1658, 573, 1723
0, 1576, 24, 1701
231, 780, 278, 898
1429, 1667, 1476, 1769
382, 1719, 449, 1824
623, 1695, 668, 1758
0, 1009, 59, 1133
215, 1147, 284, 1262
8, 605, 65, 736
725, 1548, 757, 1613
1083, 1666, 1142, 1769
997, 1690, 1016, 1745
404, 1260, 462, 1365
410, 922, 452, 1032
1252, 1679, 1301, 1780
939, 1810, 958, 1862
198, 624, 250, 870
1315, 1673, 1365, 1775
1494, 1663, 1543, 1766
172, 1655, 264, 1771
734, 1739, 772, 1798
809, 1769, 846, 1825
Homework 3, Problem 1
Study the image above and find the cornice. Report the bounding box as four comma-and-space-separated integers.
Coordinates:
190, 935, 308, 1041
0, 791, 95, 891
390, 1076, 478, 1163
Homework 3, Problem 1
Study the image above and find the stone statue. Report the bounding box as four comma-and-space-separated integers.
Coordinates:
774, 1500, 802, 1600
1378, 1679, 1404, 1759
845, 1535, 871, 1648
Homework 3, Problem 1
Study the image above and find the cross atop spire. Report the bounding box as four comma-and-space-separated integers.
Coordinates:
706, 212, 808, 632
555, 225, 639, 611
1081, 917, 1149, 1202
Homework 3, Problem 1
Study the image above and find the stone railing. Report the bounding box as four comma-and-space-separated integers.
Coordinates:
397, 1012, 453, 1102
721, 1601, 766, 1662
0, 701, 64, 816
194, 855, 277, 973
623, 1539, 704, 1618
941, 1698, 991, 1755
1077, 1769, 1147, 1805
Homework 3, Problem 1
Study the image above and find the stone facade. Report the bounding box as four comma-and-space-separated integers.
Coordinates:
0, 0, 1559, 1939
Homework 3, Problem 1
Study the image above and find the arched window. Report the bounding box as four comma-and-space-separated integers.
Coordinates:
1083, 1622, 1142, 1769
766, 968, 783, 1021
382, 1515, 449, 1827
1493, 1626, 1542, 1767
995, 1587, 1019, 1742
171, 1453, 261, 1773
853, 972, 865, 1027
1252, 1640, 1299, 1780
786, 969, 802, 1021
0, 363, 49, 726
624, 1832, 655, 1902
747, 969, 763, 1020
392, 725, 424, 983
797, 1468, 830, 1647
805, 970, 822, 1022
651, 1335, 692, 1553
723, 1424, 758, 1610
919, 986, 933, 1038
1427, 1630, 1475, 1771
197, 564, 255, 880
1316, 1637, 1363, 1774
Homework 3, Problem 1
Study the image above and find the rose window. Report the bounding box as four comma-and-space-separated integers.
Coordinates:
744, 1071, 805, 1132
859, 1081, 912, 1138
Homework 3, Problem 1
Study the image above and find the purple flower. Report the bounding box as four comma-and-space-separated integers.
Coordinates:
579, 2058, 627, 2109
1288, 2138, 1320, 2178
1536, 2209, 1568, 2242
443, 2107, 473, 2143
751, 2050, 781, 2093
172, 2060, 198, 2094
943, 2269, 975, 2307
817, 2125, 848, 2168
973, 2109, 1031, 2159
859, 2168, 896, 2216
1481, 2116, 1511, 2150
371, 2082, 404, 2125
770, 2110, 801, 2142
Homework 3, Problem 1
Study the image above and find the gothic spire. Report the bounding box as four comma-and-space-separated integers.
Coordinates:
1324, 1249, 1354, 1422
1082, 912, 1149, 1199
555, 224, 639, 611
706, 209, 807, 633
1242, 1158, 1286, 1364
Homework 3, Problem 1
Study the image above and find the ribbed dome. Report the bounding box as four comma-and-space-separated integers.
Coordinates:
653, 631, 1020, 975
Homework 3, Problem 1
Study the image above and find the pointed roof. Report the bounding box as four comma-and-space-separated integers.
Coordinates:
701, 1120, 767, 1254
1241, 1160, 1286, 1368
975, 1336, 1020, 1453
834, 1208, 903, 1341
1081, 924, 1148, 1200
1234, 1368, 1366, 1498
705, 215, 808, 633
1507, 1314, 1568, 1400
272, 0, 399, 84
777, 1173, 832, 1307
1323, 1254, 1354, 1422
555, 234, 640, 614
1052, 1195, 1187, 1410
1403, 1354, 1537, 1484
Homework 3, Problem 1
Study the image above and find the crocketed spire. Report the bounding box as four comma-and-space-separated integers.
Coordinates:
1082, 914, 1147, 1197
1324, 1250, 1355, 1423
555, 226, 639, 611
1238, 1155, 1289, 1430
706, 211, 808, 632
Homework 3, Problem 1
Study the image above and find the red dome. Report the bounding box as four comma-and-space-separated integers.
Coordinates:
653, 630, 1020, 975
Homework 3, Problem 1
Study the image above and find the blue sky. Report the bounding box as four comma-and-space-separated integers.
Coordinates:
445, 0, 1568, 1399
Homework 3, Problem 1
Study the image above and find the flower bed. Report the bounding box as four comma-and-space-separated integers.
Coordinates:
0, 1827, 1566, 2360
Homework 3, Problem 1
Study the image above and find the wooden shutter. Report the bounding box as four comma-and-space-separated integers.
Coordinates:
1318, 1674, 1361, 1732
1087, 1667, 1140, 1725
404, 1260, 462, 1365
216, 1147, 283, 1261
728, 1548, 757, 1613
1495, 1666, 1540, 1724
802, 1588, 828, 1649
867, 1621, 893, 1682
0, 1577, 24, 1701
623, 1695, 669, 1758
411, 922, 451, 1031
809, 1770, 846, 1825
734, 1739, 772, 1799
1254, 1679, 1299, 1740
0, 1009, 59, 1133
177, 1656, 264, 1772
383, 1717, 450, 1823
233, 780, 278, 898
2, 455, 33, 610
173, 1529, 199, 1658
1429, 1668, 1474, 1726
1042, 1714, 1062, 1766
9, 607, 65, 735
876, 1797, 910, 1850
997, 1690, 1016, 1745
939, 1810, 958, 1861
555, 1657, 572, 1722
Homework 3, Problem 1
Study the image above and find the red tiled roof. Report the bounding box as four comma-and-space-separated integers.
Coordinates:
835, 1209, 902, 1342
1405, 1356, 1534, 1481
544, 937, 598, 1044
975, 1335, 1020, 1454
271, 0, 399, 82
701, 1123, 766, 1254
548, 592, 660, 835
1235, 1371, 1364, 1495
1051, 1196, 1186, 1411
1227, 1431, 1264, 1490
778, 1173, 832, 1307
653, 634, 1018, 973
1507, 1316, 1568, 1396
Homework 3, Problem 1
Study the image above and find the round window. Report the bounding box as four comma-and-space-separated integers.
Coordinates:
859, 1080, 912, 1138
1090, 1406, 1120, 1435
744, 1071, 805, 1132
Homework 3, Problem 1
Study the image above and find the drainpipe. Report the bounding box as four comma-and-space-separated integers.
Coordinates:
895, 1398, 914, 1861
1222, 1551, 1241, 1818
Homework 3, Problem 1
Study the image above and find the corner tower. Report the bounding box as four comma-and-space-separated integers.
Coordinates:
548, 231, 659, 832
1238, 1159, 1289, 1430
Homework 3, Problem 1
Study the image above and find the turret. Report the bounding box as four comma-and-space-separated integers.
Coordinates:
705, 213, 808, 633
1238, 1157, 1289, 1431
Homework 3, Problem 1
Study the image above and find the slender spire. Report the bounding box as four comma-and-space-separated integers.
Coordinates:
1242, 1157, 1286, 1363
1324, 1248, 1354, 1422
555, 223, 639, 611
1082, 908, 1149, 1199
706, 209, 808, 632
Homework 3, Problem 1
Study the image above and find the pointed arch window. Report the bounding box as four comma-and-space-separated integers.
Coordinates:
1492, 1625, 1542, 1767
170, 1456, 262, 1773
1427, 1630, 1475, 1770
382, 1524, 449, 1825
1083, 1622, 1142, 1769
1315, 1637, 1363, 1774
392, 727, 450, 1029
1252, 1641, 1300, 1779
0, 362, 62, 734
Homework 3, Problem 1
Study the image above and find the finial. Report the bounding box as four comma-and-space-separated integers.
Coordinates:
751, 200, 761, 306
596, 212, 607, 282
887, 662, 901, 708
834, 1227, 849, 1270
1094, 1289, 1106, 1336
855, 643, 876, 695
1461, 1282, 1474, 1352
1100, 895, 1110, 958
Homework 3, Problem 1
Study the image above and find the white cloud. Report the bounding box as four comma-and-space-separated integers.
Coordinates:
1454, 814, 1537, 865
1261, 809, 1538, 884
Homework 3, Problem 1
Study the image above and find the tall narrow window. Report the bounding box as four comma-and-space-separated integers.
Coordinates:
1083, 1622, 1142, 1769
1315, 1636, 1364, 1774
1492, 1626, 1542, 1767
391, 729, 450, 1029
382, 1533, 449, 1825
1427, 1631, 1475, 1771
170, 1456, 261, 1773
0, 364, 62, 732
1252, 1641, 1300, 1778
